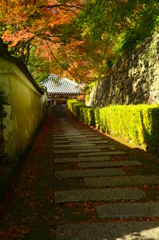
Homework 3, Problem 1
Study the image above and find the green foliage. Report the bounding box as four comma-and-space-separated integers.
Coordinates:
67, 99, 95, 126
121, 1, 159, 52
85, 81, 97, 94
76, 0, 159, 71
85, 95, 90, 103
1, 0, 159, 83
94, 109, 100, 129
60, 22, 79, 43
106, 59, 115, 70
0, 90, 10, 130
84, 80, 97, 103
27, 48, 50, 84
67, 99, 159, 155
113, 34, 125, 57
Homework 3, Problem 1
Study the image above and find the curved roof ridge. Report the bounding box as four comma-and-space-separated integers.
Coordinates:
41, 74, 81, 94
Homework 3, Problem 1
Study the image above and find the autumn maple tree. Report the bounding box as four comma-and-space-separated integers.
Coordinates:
0, 0, 159, 83
0, 0, 87, 82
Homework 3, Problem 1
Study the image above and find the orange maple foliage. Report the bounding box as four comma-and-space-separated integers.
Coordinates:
0, 0, 92, 82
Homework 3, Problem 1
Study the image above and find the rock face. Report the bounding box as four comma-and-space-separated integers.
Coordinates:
86, 32, 159, 107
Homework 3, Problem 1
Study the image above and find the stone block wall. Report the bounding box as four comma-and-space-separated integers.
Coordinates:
86, 32, 159, 108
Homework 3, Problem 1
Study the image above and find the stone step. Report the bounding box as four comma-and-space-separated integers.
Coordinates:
53, 135, 82, 138
96, 202, 159, 219
53, 134, 81, 137
53, 148, 101, 154
60, 130, 92, 133
53, 145, 114, 149
53, 137, 67, 140
55, 168, 126, 178
76, 130, 94, 132
78, 160, 142, 168
55, 130, 73, 134
53, 140, 108, 144
53, 144, 96, 148
53, 139, 94, 144
56, 130, 95, 135
53, 141, 71, 144
54, 156, 111, 163
78, 151, 127, 157
67, 136, 101, 139
84, 175, 159, 187
56, 221, 159, 240
61, 131, 87, 133
53, 140, 93, 144
53, 132, 81, 134
53, 137, 102, 141
55, 188, 146, 203
69, 141, 108, 144
53, 134, 94, 137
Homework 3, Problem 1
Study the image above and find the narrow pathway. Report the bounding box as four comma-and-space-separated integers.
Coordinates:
0, 105, 159, 239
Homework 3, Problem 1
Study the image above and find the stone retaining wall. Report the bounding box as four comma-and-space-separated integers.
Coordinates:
86, 32, 159, 107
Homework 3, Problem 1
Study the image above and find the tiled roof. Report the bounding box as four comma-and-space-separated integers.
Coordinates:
41, 74, 81, 94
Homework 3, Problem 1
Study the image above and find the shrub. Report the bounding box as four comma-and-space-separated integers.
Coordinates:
67, 99, 159, 155
67, 99, 95, 126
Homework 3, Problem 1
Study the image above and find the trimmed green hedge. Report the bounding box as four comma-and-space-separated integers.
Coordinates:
67, 99, 95, 126
67, 99, 159, 154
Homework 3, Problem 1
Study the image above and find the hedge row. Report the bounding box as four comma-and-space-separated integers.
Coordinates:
67, 99, 159, 154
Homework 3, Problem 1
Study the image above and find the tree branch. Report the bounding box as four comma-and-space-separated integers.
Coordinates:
58, 6, 78, 15
24, 0, 27, 7
71, 62, 83, 83
46, 41, 78, 81
39, 4, 83, 10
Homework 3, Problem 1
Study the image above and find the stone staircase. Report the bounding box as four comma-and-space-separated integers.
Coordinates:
53, 106, 159, 240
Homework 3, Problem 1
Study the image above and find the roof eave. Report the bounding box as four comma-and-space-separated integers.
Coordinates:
0, 39, 44, 95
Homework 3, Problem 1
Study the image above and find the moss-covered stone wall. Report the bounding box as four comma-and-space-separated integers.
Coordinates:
87, 32, 159, 107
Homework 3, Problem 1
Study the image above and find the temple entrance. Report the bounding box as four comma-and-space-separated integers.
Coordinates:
47, 93, 80, 105
41, 74, 81, 106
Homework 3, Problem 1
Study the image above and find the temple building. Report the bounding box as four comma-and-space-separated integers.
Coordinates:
41, 74, 81, 105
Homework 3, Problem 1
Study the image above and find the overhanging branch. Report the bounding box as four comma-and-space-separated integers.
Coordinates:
46, 41, 77, 81
39, 4, 83, 10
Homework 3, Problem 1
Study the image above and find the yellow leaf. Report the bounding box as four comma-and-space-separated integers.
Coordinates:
60, 232, 65, 237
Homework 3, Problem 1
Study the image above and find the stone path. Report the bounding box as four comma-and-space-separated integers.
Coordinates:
84, 175, 159, 187
56, 222, 159, 240
78, 151, 126, 156
53, 140, 108, 144
78, 160, 142, 168
55, 188, 146, 203
54, 156, 111, 163
1, 105, 159, 240
96, 202, 159, 218
52, 106, 159, 239
55, 168, 126, 178
53, 148, 102, 154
